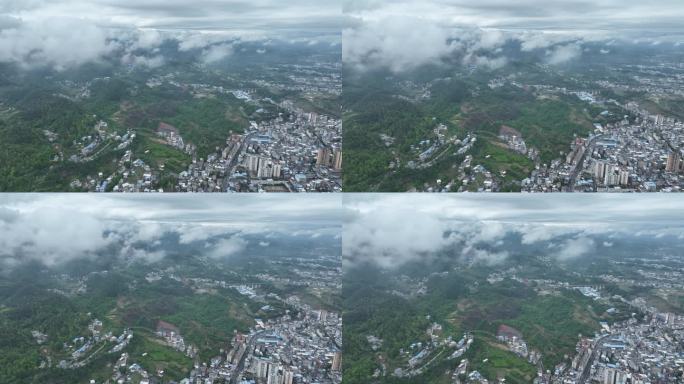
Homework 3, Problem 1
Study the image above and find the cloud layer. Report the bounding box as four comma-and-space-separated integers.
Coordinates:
343, 194, 684, 269
343, 0, 684, 72
0, 0, 342, 69
0, 195, 341, 268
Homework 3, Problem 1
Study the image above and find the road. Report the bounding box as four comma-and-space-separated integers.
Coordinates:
578, 334, 610, 384
565, 134, 603, 192
229, 330, 267, 384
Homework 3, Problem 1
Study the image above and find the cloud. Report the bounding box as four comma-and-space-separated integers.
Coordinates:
0, 1, 341, 69
343, 206, 452, 268
342, 17, 588, 73
0, 206, 113, 266
130, 29, 167, 50
343, 16, 462, 73
0, 195, 341, 268
176, 32, 233, 51
468, 249, 510, 266
129, 221, 169, 243
177, 225, 225, 244
3, 0, 341, 36
343, 194, 684, 269
121, 53, 165, 68
463, 54, 507, 70
121, 245, 167, 264
200, 42, 234, 64
207, 236, 248, 259
344, 0, 684, 38
556, 237, 595, 260
545, 43, 582, 65
0, 18, 116, 70
518, 32, 578, 51
343, 0, 684, 73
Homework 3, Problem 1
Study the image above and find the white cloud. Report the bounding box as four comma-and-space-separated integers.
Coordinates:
0, 18, 116, 70
0, 206, 113, 266
469, 249, 510, 265
207, 236, 248, 259
343, 16, 461, 73
200, 43, 234, 64
0, 195, 341, 268
122, 53, 165, 68
546, 43, 582, 65
556, 237, 595, 260
131, 29, 166, 50
343, 206, 452, 268
343, 194, 684, 269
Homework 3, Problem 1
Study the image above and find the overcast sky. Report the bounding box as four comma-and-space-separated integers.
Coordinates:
345, 0, 684, 35
0, 194, 341, 267
2, 0, 341, 35
344, 194, 684, 268
0, 0, 342, 69
343, 0, 684, 72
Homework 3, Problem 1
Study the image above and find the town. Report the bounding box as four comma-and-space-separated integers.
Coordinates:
62, 62, 341, 193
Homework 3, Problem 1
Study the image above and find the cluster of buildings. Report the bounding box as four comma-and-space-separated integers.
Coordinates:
387, 320, 474, 379
172, 103, 342, 193
156, 320, 199, 359
519, 103, 684, 192
517, 66, 684, 192
65, 61, 341, 193
497, 325, 543, 365
499, 125, 536, 158
44, 318, 134, 371
173, 298, 341, 384
582, 107, 683, 191
157, 122, 196, 154
235, 305, 342, 384
542, 312, 684, 384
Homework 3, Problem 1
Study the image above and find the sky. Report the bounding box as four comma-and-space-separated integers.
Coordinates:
343, 0, 684, 72
343, 194, 684, 268
0, 194, 342, 267
0, 0, 342, 69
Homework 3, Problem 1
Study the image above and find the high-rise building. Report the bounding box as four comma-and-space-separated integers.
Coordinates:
255, 358, 272, 379
246, 155, 260, 174
283, 369, 295, 384
333, 149, 342, 171
604, 164, 619, 186
272, 163, 283, 179
619, 169, 630, 186
316, 148, 331, 166
258, 157, 272, 178
332, 351, 342, 372
666, 152, 681, 173
267, 364, 283, 384
594, 161, 606, 182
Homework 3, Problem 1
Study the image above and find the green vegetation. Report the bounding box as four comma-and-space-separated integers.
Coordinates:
507, 99, 593, 164
465, 338, 537, 384
343, 68, 595, 191
343, 258, 608, 383
469, 140, 533, 191
127, 334, 193, 381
